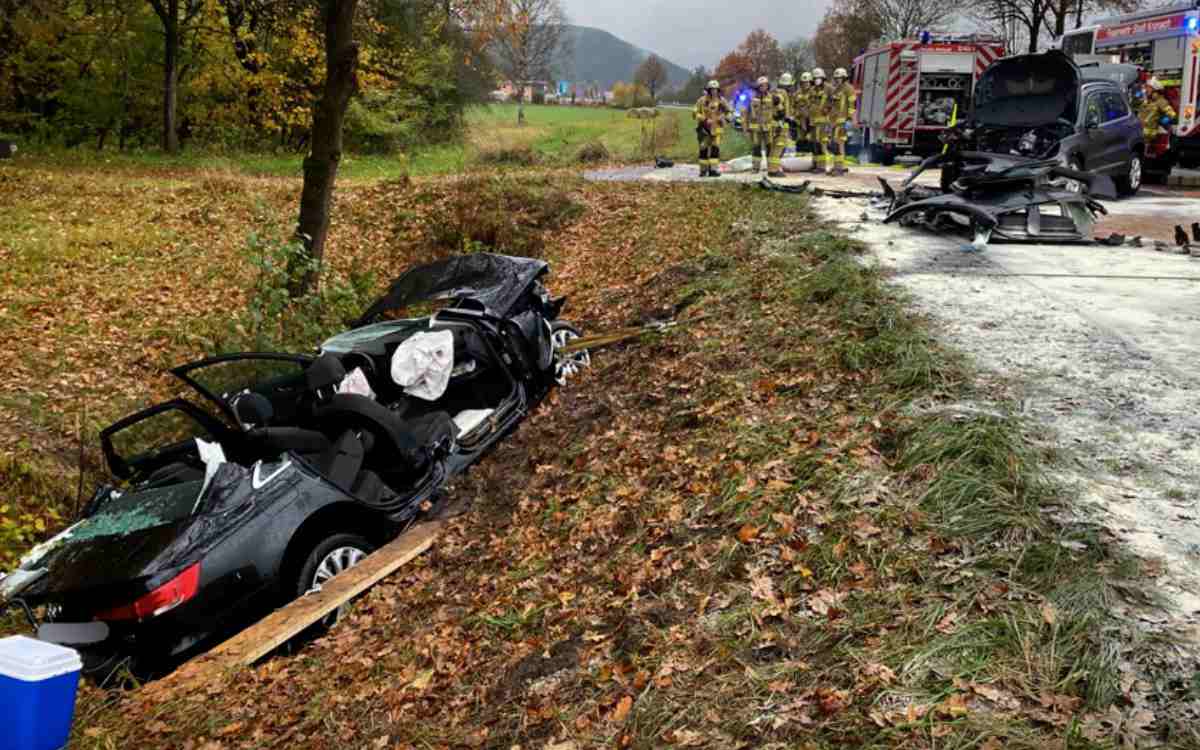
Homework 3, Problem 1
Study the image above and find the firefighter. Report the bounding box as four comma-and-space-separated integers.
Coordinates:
808, 68, 832, 173
1139, 78, 1176, 144
793, 71, 814, 158
771, 73, 795, 175
829, 67, 857, 176
693, 80, 731, 178
748, 76, 773, 173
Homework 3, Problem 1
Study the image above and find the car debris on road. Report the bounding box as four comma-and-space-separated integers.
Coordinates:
0, 253, 589, 679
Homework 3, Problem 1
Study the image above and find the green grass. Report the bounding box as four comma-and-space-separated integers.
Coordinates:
15, 104, 756, 179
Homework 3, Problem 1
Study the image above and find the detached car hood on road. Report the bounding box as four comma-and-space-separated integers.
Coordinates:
974, 50, 1081, 128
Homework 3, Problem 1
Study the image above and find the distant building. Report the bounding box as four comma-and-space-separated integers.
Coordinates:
492, 81, 550, 102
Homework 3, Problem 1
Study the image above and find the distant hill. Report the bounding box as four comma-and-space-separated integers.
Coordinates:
562, 26, 690, 90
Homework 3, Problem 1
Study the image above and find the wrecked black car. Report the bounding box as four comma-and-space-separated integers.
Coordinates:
880, 51, 1135, 246
0, 253, 589, 675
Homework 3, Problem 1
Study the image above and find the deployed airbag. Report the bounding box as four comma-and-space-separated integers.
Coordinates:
391, 330, 454, 401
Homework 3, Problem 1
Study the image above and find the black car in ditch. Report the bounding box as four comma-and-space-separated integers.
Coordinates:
942, 49, 1145, 196
0, 254, 589, 675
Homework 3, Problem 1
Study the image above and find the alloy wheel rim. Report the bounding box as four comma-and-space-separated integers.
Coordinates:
311, 546, 366, 590
551, 328, 590, 386
1129, 156, 1142, 190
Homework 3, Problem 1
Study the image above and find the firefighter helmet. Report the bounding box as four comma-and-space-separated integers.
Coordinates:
706, 79, 720, 91
800, 72, 813, 83
812, 67, 826, 80
1147, 77, 1164, 91
833, 67, 848, 80
779, 72, 795, 87
756, 76, 770, 88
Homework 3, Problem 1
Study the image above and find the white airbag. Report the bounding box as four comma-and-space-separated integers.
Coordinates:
453, 408, 494, 435
391, 330, 454, 401
336, 367, 376, 400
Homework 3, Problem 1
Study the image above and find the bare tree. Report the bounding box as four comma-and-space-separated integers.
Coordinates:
635, 54, 668, 102
146, 0, 204, 154
862, 0, 948, 39
490, 0, 570, 125
781, 37, 816, 76
289, 0, 361, 297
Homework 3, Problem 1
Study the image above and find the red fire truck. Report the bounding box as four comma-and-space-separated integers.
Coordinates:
853, 34, 1006, 165
1058, 0, 1200, 171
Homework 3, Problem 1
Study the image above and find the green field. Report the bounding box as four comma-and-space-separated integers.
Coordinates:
24, 104, 756, 179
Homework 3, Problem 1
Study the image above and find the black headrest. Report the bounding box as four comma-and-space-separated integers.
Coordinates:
305, 353, 346, 391
232, 392, 274, 427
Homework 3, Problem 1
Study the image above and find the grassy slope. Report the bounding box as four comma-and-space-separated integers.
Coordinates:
20, 104, 754, 180
0, 160, 1179, 746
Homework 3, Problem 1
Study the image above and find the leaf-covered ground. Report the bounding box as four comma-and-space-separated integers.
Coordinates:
1, 160, 1196, 748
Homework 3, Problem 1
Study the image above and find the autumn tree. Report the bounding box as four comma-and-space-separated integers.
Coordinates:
290, 0, 361, 297
146, 0, 204, 153
736, 29, 786, 80
489, 0, 571, 125
813, 0, 883, 69
634, 54, 667, 102
714, 51, 753, 92
673, 65, 711, 103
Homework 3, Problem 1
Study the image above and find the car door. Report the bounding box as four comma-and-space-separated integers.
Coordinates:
171, 353, 314, 426
100, 399, 235, 480
1100, 90, 1136, 172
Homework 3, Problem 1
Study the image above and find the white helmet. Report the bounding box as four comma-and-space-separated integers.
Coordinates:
834, 67, 848, 80
1147, 77, 1164, 91
706, 79, 720, 91
756, 76, 770, 88
812, 67, 826, 81
779, 72, 795, 87
800, 72, 813, 83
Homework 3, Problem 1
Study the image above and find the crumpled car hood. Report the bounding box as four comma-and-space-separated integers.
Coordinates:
355, 253, 549, 325
974, 50, 1080, 128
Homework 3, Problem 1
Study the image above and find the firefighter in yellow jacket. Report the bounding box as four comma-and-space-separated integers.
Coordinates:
792, 71, 814, 160
771, 73, 795, 175
808, 68, 832, 173
747, 76, 773, 173
693, 80, 732, 178
1139, 78, 1176, 144
829, 67, 857, 176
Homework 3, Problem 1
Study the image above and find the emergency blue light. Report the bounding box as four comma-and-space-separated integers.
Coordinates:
1188, 16, 1198, 32
920, 30, 932, 45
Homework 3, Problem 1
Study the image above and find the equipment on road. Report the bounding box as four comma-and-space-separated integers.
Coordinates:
853, 33, 1005, 165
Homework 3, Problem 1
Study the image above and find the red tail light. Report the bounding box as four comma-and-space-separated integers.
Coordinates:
96, 563, 201, 621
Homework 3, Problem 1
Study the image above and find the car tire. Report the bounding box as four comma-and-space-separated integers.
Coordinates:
549, 321, 589, 386
1063, 156, 1086, 194
1116, 152, 1142, 197
294, 533, 373, 628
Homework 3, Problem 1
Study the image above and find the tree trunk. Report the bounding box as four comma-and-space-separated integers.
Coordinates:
289, 0, 360, 298
163, 0, 179, 153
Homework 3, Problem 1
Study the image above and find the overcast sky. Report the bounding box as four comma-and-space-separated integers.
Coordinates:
560, 0, 835, 70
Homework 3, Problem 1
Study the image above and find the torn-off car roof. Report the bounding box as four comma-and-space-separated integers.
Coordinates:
355, 253, 549, 325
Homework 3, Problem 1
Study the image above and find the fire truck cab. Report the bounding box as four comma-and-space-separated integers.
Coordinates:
853, 34, 1006, 165
1058, 0, 1200, 172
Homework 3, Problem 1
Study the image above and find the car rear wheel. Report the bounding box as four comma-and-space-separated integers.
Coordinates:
295, 533, 373, 628
1062, 157, 1086, 194
1116, 152, 1142, 196
550, 321, 590, 386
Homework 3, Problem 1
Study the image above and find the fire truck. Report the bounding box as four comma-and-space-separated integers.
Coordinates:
1058, 0, 1200, 172
853, 34, 1006, 165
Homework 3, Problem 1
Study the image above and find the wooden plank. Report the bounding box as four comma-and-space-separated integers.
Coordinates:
210, 520, 442, 668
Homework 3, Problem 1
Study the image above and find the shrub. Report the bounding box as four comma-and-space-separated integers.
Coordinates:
473, 144, 540, 166
425, 175, 583, 256
576, 141, 609, 164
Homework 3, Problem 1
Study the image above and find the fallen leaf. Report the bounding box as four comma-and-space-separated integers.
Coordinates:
612, 695, 634, 722
1041, 602, 1057, 626
410, 669, 434, 690
737, 525, 759, 543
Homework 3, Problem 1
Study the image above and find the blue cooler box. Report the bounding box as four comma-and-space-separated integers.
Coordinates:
0, 635, 83, 750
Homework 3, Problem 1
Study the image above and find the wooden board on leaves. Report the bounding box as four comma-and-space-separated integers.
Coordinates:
162, 521, 442, 687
